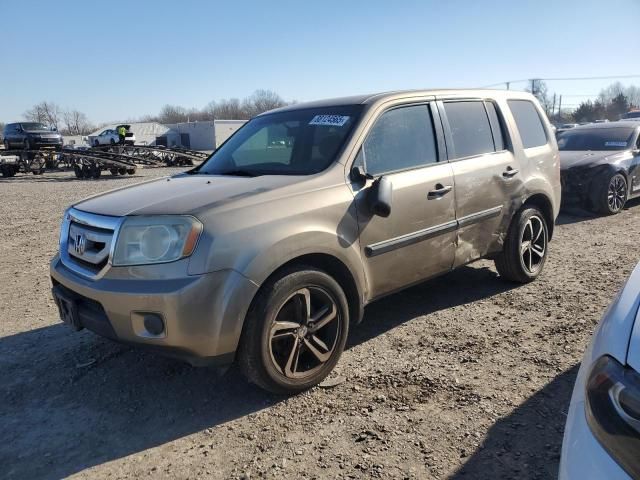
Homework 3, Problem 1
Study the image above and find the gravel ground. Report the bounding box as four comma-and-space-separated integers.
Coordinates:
1, 167, 639, 479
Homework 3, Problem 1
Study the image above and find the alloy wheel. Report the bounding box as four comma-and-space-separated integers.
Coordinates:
520, 215, 546, 275
607, 175, 627, 213
268, 286, 341, 379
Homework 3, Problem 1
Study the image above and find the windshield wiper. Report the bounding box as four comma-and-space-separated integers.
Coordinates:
214, 169, 260, 177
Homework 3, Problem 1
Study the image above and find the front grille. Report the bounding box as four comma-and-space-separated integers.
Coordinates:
60, 208, 123, 279
68, 221, 113, 272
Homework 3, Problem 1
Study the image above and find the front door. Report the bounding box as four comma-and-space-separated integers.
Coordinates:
439, 99, 522, 267
353, 103, 456, 299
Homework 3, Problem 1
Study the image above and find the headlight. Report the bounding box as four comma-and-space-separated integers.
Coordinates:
585, 355, 640, 478
112, 216, 202, 266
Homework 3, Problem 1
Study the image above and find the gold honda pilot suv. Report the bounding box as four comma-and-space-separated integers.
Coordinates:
51, 89, 561, 394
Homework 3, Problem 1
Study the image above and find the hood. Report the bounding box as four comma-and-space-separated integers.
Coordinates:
559, 150, 630, 170
73, 173, 304, 217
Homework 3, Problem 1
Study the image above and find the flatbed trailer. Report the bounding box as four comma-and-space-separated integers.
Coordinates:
91, 144, 209, 166
0, 149, 53, 177
0, 144, 208, 179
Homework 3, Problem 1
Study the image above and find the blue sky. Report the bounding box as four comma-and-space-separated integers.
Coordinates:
1, 0, 639, 124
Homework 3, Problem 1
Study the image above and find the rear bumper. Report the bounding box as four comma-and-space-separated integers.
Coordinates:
50, 254, 259, 366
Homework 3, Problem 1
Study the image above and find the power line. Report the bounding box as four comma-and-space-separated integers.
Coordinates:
482, 74, 640, 88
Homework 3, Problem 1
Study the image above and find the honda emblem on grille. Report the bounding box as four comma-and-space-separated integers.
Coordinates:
74, 233, 86, 255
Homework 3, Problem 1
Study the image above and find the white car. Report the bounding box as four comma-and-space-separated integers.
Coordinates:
91, 125, 135, 146
560, 261, 640, 479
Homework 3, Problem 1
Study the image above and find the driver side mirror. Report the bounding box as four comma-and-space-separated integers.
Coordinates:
367, 176, 393, 217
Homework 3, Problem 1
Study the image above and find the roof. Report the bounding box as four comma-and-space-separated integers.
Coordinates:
572, 121, 640, 130
263, 89, 537, 115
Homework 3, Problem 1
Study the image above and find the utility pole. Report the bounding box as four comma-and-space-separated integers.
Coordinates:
552, 93, 557, 119
531, 79, 536, 96
558, 95, 563, 120
506, 82, 510, 90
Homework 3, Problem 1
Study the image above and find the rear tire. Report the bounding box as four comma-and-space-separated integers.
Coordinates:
238, 267, 349, 394
495, 206, 549, 283
593, 172, 627, 215
90, 164, 101, 179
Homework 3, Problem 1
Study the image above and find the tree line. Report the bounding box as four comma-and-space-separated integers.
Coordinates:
14, 90, 290, 136
529, 81, 640, 123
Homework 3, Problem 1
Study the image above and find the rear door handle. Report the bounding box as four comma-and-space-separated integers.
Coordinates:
502, 167, 519, 178
428, 184, 452, 199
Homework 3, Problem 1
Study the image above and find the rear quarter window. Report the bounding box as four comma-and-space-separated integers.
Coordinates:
508, 100, 548, 149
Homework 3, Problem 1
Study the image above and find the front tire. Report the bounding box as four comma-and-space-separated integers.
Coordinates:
238, 267, 349, 394
495, 206, 549, 283
594, 172, 627, 215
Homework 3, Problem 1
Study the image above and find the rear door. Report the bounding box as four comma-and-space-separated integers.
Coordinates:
353, 102, 457, 298
438, 99, 522, 267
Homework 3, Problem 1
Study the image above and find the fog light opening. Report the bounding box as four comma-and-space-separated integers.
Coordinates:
143, 313, 165, 336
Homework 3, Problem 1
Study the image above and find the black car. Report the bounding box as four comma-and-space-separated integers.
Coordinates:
3, 122, 63, 151
558, 121, 640, 215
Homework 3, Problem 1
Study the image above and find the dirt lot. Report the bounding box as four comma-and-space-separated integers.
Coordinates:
1, 167, 639, 480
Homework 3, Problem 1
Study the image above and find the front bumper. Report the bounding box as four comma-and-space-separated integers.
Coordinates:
50, 254, 258, 366
31, 138, 63, 149
560, 170, 591, 207
559, 398, 630, 480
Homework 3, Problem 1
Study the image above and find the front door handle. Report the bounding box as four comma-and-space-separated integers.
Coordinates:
428, 184, 452, 199
502, 167, 519, 178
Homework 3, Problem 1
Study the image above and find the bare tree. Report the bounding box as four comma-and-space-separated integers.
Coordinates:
210, 98, 247, 120
242, 89, 287, 117
24, 101, 62, 130
62, 110, 94, 135
526, 80, 553, 114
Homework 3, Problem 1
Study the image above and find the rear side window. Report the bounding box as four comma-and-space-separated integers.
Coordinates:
362, 105, 438, 175
508, 100, 548, 148
443, 101, 495, 159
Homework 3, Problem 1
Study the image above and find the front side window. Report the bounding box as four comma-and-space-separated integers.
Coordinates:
198, 105, 362, 176
508, 100, 548, 149
361, 105, 438, 176
443, 101, 495, 159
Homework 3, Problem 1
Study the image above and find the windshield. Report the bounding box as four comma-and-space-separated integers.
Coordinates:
20, 123, 49, 131
557, 127, 636, 151
197, 105, 363, 176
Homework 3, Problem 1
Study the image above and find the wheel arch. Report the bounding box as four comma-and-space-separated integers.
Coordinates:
522, 193, 555, 240
251, 252, 364, 328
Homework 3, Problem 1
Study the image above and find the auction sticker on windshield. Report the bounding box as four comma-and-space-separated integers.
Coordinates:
605, 141, 628, 147
309, 115, 350, 127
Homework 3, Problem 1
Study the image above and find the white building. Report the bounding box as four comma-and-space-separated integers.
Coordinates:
165, 120, 246, 150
